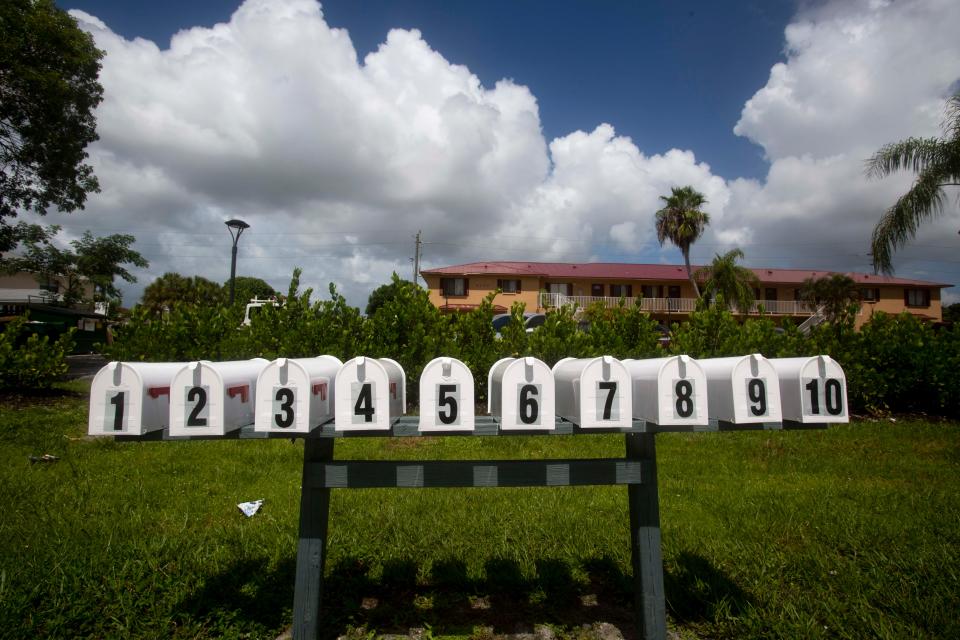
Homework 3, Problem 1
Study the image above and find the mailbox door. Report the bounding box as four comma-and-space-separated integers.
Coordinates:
419, 357, 475, 431
336, 357, 392, 431
500, 357, 555, 431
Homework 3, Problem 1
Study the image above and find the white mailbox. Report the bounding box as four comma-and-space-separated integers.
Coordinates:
169, 358, 268, 437
552, 356, 632, 429
335, 357, 406, 431
698, 354, 782, 424
623, 355, 709, 427
419, 356, 475, 431
88, 361, 184, 436
488, 357, 556, 430
770, 356, 848, 423
254, 356, 342, 433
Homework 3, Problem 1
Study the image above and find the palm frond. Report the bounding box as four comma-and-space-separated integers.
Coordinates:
944, 92, 960, 142
870, 170, 949, 274
865, 137, 946, 178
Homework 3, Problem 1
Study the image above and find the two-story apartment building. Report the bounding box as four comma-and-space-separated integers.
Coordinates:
420, 261, 951, 328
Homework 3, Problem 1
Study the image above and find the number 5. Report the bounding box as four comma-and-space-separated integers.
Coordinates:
437, 384, 459, 425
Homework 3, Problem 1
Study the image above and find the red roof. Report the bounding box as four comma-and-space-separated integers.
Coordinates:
421, 261, 950, 288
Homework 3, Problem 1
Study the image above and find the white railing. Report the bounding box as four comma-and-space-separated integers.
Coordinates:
539, 292, 823, 316
539, 292, 696, 313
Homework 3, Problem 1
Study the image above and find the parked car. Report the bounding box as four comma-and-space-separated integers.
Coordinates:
524, 313, 546, 332
492, 312, 545, 337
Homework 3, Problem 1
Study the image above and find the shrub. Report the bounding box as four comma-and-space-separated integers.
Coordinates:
0, 315, 75, 389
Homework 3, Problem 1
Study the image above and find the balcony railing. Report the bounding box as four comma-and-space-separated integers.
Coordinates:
539, 292, 820, 316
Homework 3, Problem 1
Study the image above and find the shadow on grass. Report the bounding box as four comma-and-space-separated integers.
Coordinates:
319, 555, 638, 639
174, 551, 751, 638
175, 555, 297, 635
664, 551, 754, 624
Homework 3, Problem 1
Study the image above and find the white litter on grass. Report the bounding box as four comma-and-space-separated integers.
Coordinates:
237, 499, 264, 517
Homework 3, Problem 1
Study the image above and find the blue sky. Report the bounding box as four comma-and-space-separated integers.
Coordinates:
50, 0, 960, 305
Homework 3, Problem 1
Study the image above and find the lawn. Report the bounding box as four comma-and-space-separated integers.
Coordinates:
0, 380, 958, 639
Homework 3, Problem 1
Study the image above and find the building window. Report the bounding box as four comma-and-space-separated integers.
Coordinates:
860, 288, 880, 302
591, 283, 604, 297
667, 286, 681, 299
440, 277, 468, 297
547, 283, 572, 296
642, 285, 662, 298
610, 284, 633, 298
497, 279, 521, 293
764, 288, 777, 301
904, 288, 930, 307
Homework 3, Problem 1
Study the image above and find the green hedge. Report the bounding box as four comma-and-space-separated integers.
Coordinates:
0, 314, 75, 389
101, 273, 959, 418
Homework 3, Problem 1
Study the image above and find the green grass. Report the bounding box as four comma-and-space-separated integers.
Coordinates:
1, 380, 958, 639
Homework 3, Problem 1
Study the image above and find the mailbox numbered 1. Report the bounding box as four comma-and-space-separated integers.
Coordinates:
104, 390, 127, 431
595, 381, 619, 421
351, 381, 376, 424
272, 386, 297, 429
436, 383, 460, 426
185, 385, 210, 427
802, 377, 844, 416
517, 383, 541, 426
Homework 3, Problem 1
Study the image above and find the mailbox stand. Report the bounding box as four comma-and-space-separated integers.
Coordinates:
118, 416, 823, 640
275, 417, 822, 640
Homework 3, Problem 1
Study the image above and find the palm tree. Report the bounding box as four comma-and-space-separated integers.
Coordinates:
695, 248, 759, 313
655, 185, 710, 297
867, 92, 960, 274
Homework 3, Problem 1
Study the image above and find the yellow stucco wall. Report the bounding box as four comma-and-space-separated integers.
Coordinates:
423, 274, 540, 312
422, 273, 944, 324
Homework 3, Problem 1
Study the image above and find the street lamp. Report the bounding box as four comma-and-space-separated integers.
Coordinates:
225, 219, 250, 305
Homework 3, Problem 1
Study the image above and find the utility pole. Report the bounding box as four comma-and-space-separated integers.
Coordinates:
412, 230, 422, 285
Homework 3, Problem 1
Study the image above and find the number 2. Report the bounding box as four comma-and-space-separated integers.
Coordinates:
186, 386, 207, 427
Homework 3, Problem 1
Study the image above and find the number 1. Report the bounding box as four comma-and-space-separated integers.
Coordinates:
109, 392, 124, 430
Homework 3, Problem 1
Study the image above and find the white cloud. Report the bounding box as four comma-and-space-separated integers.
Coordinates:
55, 0, 959, 309
715, 0, 960, 294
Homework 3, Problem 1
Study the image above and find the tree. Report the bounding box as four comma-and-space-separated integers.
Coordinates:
141, 273, 224, 312
0, 0, 104, 246
225, 276, 278, 306
867, 92, 960, 274
800, 274, 861, 326
695, 248, 759, 313
655, 185, 711, 298
2, 224, 148, 306
73, 231, 148, 301
365, 278, 423, 316
1, 224, 85, 304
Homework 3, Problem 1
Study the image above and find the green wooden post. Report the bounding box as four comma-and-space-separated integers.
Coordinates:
626, 433, 667, 639
292, 438, 334, 640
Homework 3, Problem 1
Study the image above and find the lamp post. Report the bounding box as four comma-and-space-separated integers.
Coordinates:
225, 219, 250, 305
